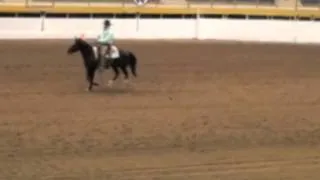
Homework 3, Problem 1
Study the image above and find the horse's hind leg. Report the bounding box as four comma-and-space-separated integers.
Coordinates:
120, 66, 129, 84
108, 66, 119, 87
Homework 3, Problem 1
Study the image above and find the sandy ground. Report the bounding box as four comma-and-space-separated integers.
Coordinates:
1, 40, 320, 179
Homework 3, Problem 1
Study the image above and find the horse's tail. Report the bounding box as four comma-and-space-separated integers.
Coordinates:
128, 51, 137, 77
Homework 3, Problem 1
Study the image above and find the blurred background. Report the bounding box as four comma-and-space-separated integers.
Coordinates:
1, 0, 320, 11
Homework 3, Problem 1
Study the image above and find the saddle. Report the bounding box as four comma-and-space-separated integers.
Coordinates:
92, 45, 120, 60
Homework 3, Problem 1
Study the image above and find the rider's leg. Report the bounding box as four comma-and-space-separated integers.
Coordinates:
100, 45, 108, 70
105, 44, 112, 69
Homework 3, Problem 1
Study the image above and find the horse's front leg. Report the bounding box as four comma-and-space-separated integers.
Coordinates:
86, 68, 98, 91
108, 66, 119, 87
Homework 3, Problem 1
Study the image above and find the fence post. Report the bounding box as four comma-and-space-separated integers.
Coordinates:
40, 11, 46, 32
194, 8, 200, 40
294, 0, 298, 20
136, 12, 140, 32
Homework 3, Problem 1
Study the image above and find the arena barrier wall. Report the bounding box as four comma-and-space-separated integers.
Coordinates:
0, 18, 320, 44
1, 5, 320, 18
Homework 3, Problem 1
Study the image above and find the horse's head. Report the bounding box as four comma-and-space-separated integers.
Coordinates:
67, 37, 81, 54
67, 37, 89, 55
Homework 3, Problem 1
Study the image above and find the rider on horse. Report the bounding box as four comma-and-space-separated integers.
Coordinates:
97, 19, 115, 69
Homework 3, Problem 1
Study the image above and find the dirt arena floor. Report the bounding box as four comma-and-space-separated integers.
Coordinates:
1, 40, 320, 179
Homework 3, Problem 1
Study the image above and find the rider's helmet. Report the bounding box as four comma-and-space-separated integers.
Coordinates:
104, 19, 111, 29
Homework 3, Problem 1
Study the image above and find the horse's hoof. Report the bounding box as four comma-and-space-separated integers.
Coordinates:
124, 80, 131, 86
108, 80, 114, 87
123, 79, 129, 84
98, 68, 104, 73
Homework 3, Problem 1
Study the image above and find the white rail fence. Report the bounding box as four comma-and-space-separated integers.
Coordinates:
0, 15, 320, 44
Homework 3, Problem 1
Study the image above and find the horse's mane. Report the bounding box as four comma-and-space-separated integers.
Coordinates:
76, 38, 97, 60
77, 38, 91, 48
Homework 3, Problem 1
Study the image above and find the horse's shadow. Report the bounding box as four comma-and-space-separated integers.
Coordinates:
96, 86, 133, 95
91, 84, 157, 96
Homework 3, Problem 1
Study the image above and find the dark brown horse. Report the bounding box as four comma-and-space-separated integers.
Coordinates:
67, 38, 137, 91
